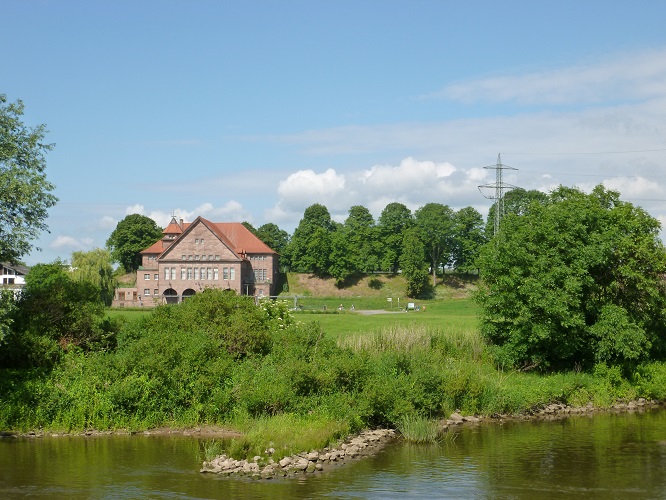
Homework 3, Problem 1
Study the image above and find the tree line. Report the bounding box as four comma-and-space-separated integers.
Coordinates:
242, 202, 487, 297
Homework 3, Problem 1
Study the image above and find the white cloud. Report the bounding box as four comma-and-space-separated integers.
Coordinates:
121, 201, 254, 228
98, 216, 117, 230
430, 48, 666, 106
50, 235, 95, 251
268, 158, 494, 228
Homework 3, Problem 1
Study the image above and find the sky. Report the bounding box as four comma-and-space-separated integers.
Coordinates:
5, 0, 666, 265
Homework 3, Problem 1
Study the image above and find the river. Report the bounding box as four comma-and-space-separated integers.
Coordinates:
2, 408, 665, 499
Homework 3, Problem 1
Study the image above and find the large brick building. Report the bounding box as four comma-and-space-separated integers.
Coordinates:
114, 216, 279, 307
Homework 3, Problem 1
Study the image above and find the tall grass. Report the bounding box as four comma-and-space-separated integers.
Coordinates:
397, 414, 441, 443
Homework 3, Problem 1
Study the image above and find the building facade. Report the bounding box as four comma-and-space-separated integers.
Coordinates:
0, 262, 29, 295
113, 217, 279, 307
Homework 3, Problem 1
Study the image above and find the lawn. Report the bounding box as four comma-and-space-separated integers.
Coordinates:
292, 297, 480, 339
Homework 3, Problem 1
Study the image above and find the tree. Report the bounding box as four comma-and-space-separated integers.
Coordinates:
106, 214, 163, 272
284, 204, 334, 274
485, 188, 548, 237
0, 94, 58, 263
377, 202, 413, 273
451, 206, 486, 274
343, 205, 380, 274
255, 223, 289, 255
415, 203, 455, 285
476, 185, 666, 371
2, 261, 117, 368
69, 248, 116, 306
241, 221, 257, 234
400, 228, 429, 298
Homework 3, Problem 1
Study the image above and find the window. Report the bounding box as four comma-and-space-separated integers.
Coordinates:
144, 274, 150, 280
188, 255, 192, 260
215, 255, 220, 260
154, 274, 158, 280
182, 255, 186, 260
195, 255, 199, 260
201, 254, 206, 261
200, 238, 204, 244
254, 269, 266, 282
164, 268, 170, 280
144, 289, 150, 296
194, 268, 199, 280
230, 268, 236, 280
187, 268, 193, 280
154, 289, 158, 296
208, 255, 213, 261
207, 268, 212, 280
223, 267, 229, 280
181, 267, 186, 280
213, 268, 219, 280
200, 267, 206, 280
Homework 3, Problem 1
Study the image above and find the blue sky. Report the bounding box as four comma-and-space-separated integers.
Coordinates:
5, 1, 666, 265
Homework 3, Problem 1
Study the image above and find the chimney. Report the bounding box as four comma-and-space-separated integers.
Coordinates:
179, 218, 184, 228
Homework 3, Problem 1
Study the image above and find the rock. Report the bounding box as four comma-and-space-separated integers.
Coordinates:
279, 457, 292, 468
306, 451, 319, 461
449, 412, 464, 424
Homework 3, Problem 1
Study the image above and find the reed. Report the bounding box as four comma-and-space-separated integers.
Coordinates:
396, 414, 441, 443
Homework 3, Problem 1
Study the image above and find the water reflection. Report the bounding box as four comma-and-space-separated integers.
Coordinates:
1, 408, 665, 499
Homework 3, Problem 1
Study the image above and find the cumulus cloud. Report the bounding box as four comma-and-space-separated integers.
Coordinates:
121, 201, 253, 228
268, 158, 494, 227
50, 235, 94, 251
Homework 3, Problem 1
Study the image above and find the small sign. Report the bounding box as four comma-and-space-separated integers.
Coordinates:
407, 302, 415, 310
387, 297, 392, 302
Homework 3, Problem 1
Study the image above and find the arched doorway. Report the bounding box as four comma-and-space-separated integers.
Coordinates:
163, 288, 179, 304
182, 288, 196, 301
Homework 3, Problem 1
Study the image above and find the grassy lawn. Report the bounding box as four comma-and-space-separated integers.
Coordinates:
293, 297, 480, 339
106, 308, 152, 321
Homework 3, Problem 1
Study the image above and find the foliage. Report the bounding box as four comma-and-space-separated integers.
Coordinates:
343, 205, 380, 274
284, 203, 334, 274
0, 289, 17, 346
485, 188, 548, 237
2, 261, 118, 368
452, 206, 486, 273
378, 202, 414, 273
0, 94, 58, 263
400, 227, 429, 298
69, 248, 116, 306
106, 214, 163, 272
169, 289, 273, 358
415, 203, 455, 285
476, 185, 666, 371
255, 223, 289, 255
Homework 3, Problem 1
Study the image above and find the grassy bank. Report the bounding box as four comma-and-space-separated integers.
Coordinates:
3, 289, 666, 461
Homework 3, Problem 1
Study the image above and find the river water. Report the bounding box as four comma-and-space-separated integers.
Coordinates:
2, 408, 665, 499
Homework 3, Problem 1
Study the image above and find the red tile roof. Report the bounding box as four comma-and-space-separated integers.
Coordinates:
141, 217, 277, 258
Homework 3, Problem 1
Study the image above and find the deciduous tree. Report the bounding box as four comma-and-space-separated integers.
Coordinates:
415, 203, 455, 285
452, 206, 486, 274
69, 248, 116, 306
0, 95, 58, 263
476, 185, 666, 371
378, 202, 413, 273
284, 204, 334, 274
400, 227, 429, 298
106, 214, 163, 272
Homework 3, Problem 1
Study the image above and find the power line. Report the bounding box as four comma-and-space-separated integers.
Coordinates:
478, 154, 518, 236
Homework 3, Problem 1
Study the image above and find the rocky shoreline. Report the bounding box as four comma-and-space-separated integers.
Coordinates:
200, 428, 396, 479
200, 398, 664, 479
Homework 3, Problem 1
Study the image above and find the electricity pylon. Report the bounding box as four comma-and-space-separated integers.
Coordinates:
478, 154, 517, 236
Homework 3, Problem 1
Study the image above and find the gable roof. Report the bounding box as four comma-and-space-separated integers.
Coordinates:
145, 217, 277, 260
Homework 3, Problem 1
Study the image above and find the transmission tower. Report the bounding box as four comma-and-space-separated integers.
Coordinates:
478, 154, 518, 235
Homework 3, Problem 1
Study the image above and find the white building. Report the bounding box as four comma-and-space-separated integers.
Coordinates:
1, 262, 29, 294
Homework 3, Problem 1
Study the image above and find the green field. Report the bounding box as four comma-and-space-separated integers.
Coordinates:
292, 297, 480, 338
